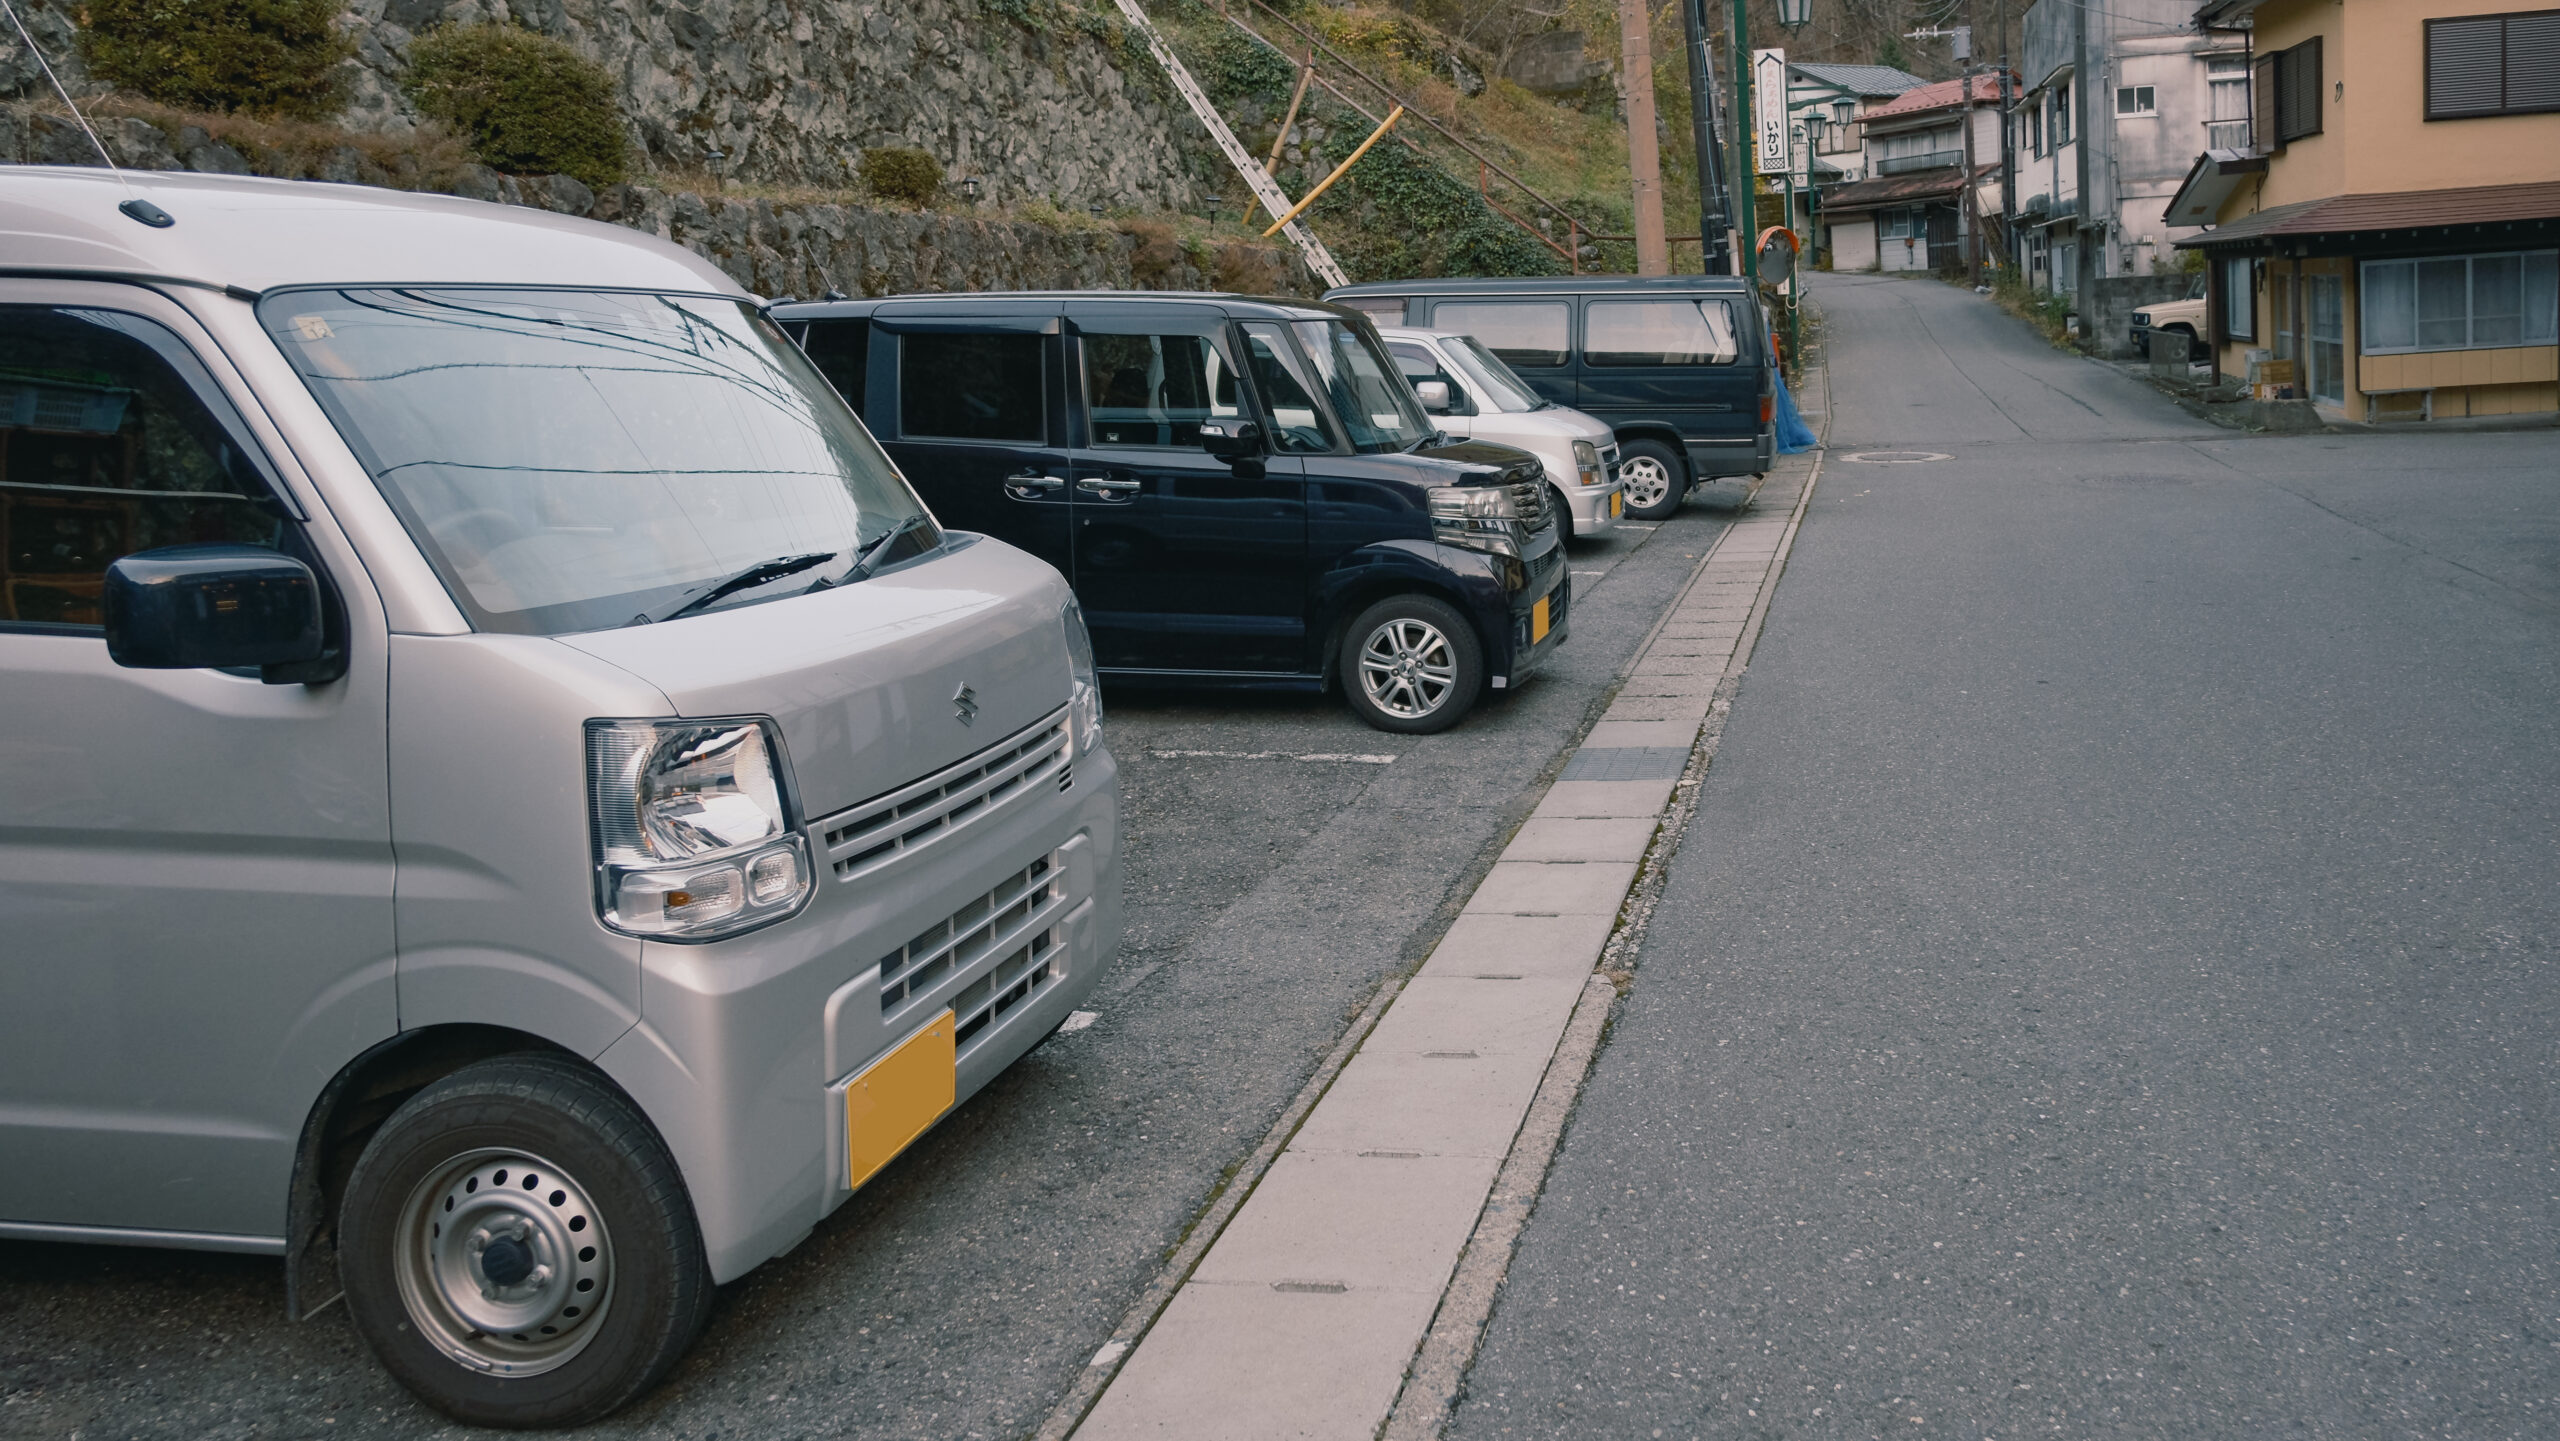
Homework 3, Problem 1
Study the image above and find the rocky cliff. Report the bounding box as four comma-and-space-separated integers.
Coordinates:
3, 0, 1215, 211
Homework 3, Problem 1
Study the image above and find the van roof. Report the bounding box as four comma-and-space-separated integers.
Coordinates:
769, 291, 1355, 322
1327, 275, 1755, 297
0, 166, 742, 297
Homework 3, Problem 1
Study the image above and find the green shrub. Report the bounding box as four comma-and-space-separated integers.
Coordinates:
78, 0, 352, 119
862, 147, 943, 205
402, 25, 627, 189
1314, 124, 1562, 281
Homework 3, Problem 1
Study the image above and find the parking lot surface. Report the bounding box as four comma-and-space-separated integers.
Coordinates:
0, 488, 1746, 1439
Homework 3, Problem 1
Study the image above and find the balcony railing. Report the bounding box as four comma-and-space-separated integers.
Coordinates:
2205, 121, 2251, 150
1876, 149, 1963, 176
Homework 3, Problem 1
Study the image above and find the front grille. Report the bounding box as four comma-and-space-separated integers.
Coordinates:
1597, 442, 1621, 478
814, 708, 1070, 881
1506, 467, 1549, 531
876, 853, 1065, 1041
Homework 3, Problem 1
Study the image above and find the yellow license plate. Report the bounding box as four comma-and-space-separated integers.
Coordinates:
1610, 490, 1623, 518
1531, 595, 1552, 643
845, 1010, 956, 1191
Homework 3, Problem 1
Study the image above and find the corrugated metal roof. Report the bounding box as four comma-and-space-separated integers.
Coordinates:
1818, 163, 2001, 212
1862, 73, 2014, 121
2176, 181, 2560, 248
1790, 63, 1929, 96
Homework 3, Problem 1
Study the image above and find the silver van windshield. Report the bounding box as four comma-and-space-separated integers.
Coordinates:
263, 288, 929, 636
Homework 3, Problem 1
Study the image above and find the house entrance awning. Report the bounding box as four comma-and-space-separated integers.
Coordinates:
2175, 180, 2560, 257
2161, 149, 2267, 229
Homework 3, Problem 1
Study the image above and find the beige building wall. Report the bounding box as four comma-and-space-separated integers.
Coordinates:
2249, 0, 2560, 208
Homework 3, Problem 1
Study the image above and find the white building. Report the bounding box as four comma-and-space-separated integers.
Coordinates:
2010, 0, 2239, 294
1814, 75, 2007, 273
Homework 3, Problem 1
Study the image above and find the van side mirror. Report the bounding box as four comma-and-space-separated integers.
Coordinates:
1414, 380, 1452, 413
104, 545, 331, 682
1198, 418, 1264, 463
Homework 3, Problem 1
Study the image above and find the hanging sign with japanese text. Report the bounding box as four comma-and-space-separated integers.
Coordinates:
1754, 48, 1789, 174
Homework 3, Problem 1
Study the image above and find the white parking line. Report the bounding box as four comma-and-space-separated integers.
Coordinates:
1148, 750, 1397, 764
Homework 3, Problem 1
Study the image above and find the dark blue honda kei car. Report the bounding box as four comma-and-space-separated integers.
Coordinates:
772, 293, 1567, 734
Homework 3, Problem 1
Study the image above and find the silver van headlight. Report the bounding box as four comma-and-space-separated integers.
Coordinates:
587, 717, 811, 941
1063, 596, 1103, 757
1571, 438, 1604, 486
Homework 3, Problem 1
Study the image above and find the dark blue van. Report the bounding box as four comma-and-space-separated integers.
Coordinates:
770, 292, 1568, 734
1324, 276, 1773, 520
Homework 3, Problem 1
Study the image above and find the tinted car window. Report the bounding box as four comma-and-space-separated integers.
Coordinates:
1292, 320, 1430, 453
901, 331, 1044, 442
1431, 300, 1570, 367
1082, 332, 1239, 448
1238, 322, 1336, 454
800, 318, 869, 408
1584, 298, 1740, 366
1, 306, 284, 629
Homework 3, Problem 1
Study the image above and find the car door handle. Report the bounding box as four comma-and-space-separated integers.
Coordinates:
1004, 471, 1066, 500
1076, 477, 1143, 498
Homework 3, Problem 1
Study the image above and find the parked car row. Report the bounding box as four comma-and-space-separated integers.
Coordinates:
0, 167, 1776, 1428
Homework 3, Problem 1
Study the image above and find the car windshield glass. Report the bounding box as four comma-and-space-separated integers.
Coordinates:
1290, 320, 1431, 452
262, 289, 930, 635
1443, 335, 1547, 412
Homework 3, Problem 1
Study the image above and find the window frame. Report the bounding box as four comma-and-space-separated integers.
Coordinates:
2115, 85, 2157, 117
2254, 36, 2325, 149
1, 301, 299, 636
2357, 249, 2560, 355
2222, 256, 2257, 342
1425, 299, 1573, 369
2425, 10, 2560, 121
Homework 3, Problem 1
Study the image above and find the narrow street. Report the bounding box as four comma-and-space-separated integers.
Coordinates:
1452, 273, 2560, 1437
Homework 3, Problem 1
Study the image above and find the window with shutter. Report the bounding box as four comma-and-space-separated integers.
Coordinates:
2427, 10, 2560, 119
2252, 52, 2279, 148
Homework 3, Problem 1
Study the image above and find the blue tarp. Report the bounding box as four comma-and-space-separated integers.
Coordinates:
1773, 369, 1819, 453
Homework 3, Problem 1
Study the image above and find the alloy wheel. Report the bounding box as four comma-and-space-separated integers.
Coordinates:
1358, 617, 1459, 720
1620, 455, 1673, 511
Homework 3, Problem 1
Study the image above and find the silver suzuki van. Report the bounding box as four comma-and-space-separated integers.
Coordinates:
0, 168, 1120, 1426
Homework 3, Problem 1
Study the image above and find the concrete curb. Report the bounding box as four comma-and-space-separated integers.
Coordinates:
1061, 360, 1832, 1441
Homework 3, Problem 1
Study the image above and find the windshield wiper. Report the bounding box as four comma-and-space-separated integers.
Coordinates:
807, 514, 935, 594
631, 551, 836, 625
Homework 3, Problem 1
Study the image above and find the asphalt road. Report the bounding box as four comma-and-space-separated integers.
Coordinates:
1450, 272, 2560, 1438
0, 483, 1745, 1438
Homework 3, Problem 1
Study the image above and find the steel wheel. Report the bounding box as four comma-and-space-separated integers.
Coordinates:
1358, 617, 1461, 720
1619, 454, 1674, 512
392, 1148, 614, 1377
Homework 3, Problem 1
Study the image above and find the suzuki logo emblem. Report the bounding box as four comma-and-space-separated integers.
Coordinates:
953, 684, 979, 725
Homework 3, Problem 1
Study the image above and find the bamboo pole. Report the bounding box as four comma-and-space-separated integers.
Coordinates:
1262, 105, 1402, 237
1243, 51, 1316, 223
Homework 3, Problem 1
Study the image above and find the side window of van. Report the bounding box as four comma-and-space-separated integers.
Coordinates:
1237, 323, 1337, 454
1430, 301, 1570, 368
1338, 298, 1407, 326
900, 331, 1044, 442
1385, 342, 1468, 412
0, 306, 285, 630
799, 318, 870, 410
1584, 299, 1740, 366
1082, 332, 1237, 447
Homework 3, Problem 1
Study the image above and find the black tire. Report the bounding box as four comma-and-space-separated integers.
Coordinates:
1339, 593, 1485, 735
1616, 438, 1687, 520
1546, 483, 1576, 543
339, 1054, 712, 1429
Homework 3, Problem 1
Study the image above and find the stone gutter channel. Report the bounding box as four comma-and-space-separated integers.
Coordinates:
1040, 358, 1832, 1441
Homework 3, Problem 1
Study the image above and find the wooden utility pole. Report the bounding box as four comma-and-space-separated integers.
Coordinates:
1618, 0, 1670, 275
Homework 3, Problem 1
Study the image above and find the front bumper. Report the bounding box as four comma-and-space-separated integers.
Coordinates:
1491, 540, 1570, 689
1556, 473, 1624, 535
601, 724, 1123, 1283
